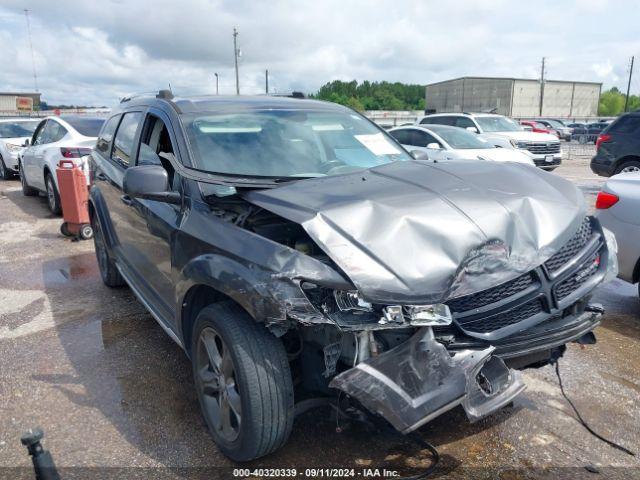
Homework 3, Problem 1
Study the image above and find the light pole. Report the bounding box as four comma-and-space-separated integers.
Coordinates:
233, 27, 240, 95
214, 73, 219, 95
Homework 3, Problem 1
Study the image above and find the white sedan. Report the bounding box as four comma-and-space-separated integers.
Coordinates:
0, 118, 41, 179
20, 116, 104, 214
389, 124, 535, 166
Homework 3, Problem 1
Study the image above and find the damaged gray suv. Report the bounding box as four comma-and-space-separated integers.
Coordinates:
88, 91, 617, 461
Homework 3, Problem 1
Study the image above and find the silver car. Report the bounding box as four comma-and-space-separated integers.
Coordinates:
595, 171, 640, 296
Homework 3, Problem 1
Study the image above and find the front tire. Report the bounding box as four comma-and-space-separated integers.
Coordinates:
192, 302, 294, 461
91, 213, 125, 287
45, 173, 62, 215
0, 155, 12, 180
19, 162, 38, 196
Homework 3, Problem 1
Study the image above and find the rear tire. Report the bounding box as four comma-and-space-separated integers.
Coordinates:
91, 213, 125, 287
192, 302, 294, 461
45, 173, 62, 215
19, 162, 38, 196
614, 160, 640, 175
0, 155, 12, 180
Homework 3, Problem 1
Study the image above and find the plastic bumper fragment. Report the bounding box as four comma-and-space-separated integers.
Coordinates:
329, 327, 525, 433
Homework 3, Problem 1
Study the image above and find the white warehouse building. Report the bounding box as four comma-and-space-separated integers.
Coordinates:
425, 76, 601, 118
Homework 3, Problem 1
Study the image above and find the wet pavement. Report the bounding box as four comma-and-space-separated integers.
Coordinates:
1, 154, 639, 479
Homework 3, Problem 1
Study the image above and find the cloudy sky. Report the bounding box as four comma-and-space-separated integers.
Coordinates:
0, 0, 638, 107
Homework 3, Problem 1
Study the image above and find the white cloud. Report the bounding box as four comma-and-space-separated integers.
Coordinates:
0, 0, 637, 106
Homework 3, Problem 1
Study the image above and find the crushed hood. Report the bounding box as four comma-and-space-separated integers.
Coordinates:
244, 160, 586, 304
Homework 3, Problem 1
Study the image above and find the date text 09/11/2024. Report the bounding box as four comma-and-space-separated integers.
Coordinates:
232, 468, 401, 478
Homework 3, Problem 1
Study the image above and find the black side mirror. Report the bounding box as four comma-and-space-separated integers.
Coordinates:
123, 165, 181, 204
23, 139, 30, 147
411, 150, 430, 160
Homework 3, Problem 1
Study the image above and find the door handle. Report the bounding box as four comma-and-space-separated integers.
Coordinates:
96, 172, 107, 181
120, 195, 133, 206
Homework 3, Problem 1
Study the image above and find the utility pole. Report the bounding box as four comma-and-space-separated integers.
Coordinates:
233, 27, 240, 95
214, 73, 219, 95
539, 57, 545, 116
24, 9, 38, 92
265, 69, 269, 94
624, 56, 634, 112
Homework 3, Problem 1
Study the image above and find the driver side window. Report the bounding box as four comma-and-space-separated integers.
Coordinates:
137, 115, 180, 192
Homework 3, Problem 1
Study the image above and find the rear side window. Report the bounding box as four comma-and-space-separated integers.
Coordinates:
96, 115, 121, 155
111, 112, 142, 166
409, 130, 438, 147
454, 117, 476, 129
389, 129, 411, 144
41, 121, 67, 143
608, 115, 640, 134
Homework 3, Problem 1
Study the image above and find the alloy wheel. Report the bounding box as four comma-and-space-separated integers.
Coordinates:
0, 159, 5, 178
620, 165, 640, 173
196, 327, 242, 442
46, 177, 56, 211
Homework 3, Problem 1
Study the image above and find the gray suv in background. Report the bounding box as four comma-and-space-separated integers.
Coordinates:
88, 92, 615, 461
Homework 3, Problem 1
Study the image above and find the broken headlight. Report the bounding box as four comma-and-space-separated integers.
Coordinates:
379, 304, 453, 326
334, 290, 373, 312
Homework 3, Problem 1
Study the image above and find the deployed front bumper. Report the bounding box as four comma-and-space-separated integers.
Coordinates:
329, 327, 525, 433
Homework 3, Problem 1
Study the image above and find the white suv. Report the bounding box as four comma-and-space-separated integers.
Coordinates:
418, 113, 562, 170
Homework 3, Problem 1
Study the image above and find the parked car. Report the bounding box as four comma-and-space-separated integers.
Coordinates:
536, 119, 573, 141
595, 172, 640, 296
0, 118, 41, 179
418, 113, 562, 170
89, 92, 615, 461
570, 122, 606, 143
389, 124, 535, 166
19, 116, 105, 214
590, 111, 640, 176
519, 120, 559, 137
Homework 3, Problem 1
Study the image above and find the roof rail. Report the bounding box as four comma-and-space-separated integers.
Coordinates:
120, 89, 174, 103
269, 91, 306, 99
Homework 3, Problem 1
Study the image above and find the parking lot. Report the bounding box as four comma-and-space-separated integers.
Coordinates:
1, 149, 639, 479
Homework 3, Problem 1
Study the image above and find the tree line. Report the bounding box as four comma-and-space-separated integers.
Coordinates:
311, 80, 425, 111
598, 87, 640, 116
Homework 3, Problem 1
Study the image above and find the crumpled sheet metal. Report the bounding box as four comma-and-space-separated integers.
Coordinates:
245, 160, 586, 305
329, 327, 525, 433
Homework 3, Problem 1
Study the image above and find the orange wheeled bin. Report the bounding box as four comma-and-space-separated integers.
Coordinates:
55, 159, 93, 240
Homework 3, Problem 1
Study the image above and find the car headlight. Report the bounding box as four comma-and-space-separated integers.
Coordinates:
602, 227, 619, 283
509, 139, 519, 148
5, 143, 22, 153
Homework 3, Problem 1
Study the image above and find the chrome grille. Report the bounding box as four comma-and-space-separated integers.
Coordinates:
521, 142, 561, 155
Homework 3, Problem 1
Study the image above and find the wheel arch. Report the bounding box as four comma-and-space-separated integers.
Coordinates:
178, 256, 291, 357
616, 155, 640, 170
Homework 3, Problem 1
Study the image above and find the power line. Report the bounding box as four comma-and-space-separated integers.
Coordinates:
624, 56, 634, 112
24, 9, 38, 92
233, 27, 240, 95
539, 56, 546, 116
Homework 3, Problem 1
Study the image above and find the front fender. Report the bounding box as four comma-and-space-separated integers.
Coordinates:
177, 254, 301, 325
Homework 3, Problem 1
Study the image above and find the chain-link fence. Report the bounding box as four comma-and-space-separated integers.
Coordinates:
562, 141, 596, 161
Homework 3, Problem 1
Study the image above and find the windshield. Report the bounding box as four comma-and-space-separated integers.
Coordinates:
429, 126, 493, 149
182, 109, 411, 178
64, 118, 105, 137
0, 121, 40, 138
475, 116, 523, 133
